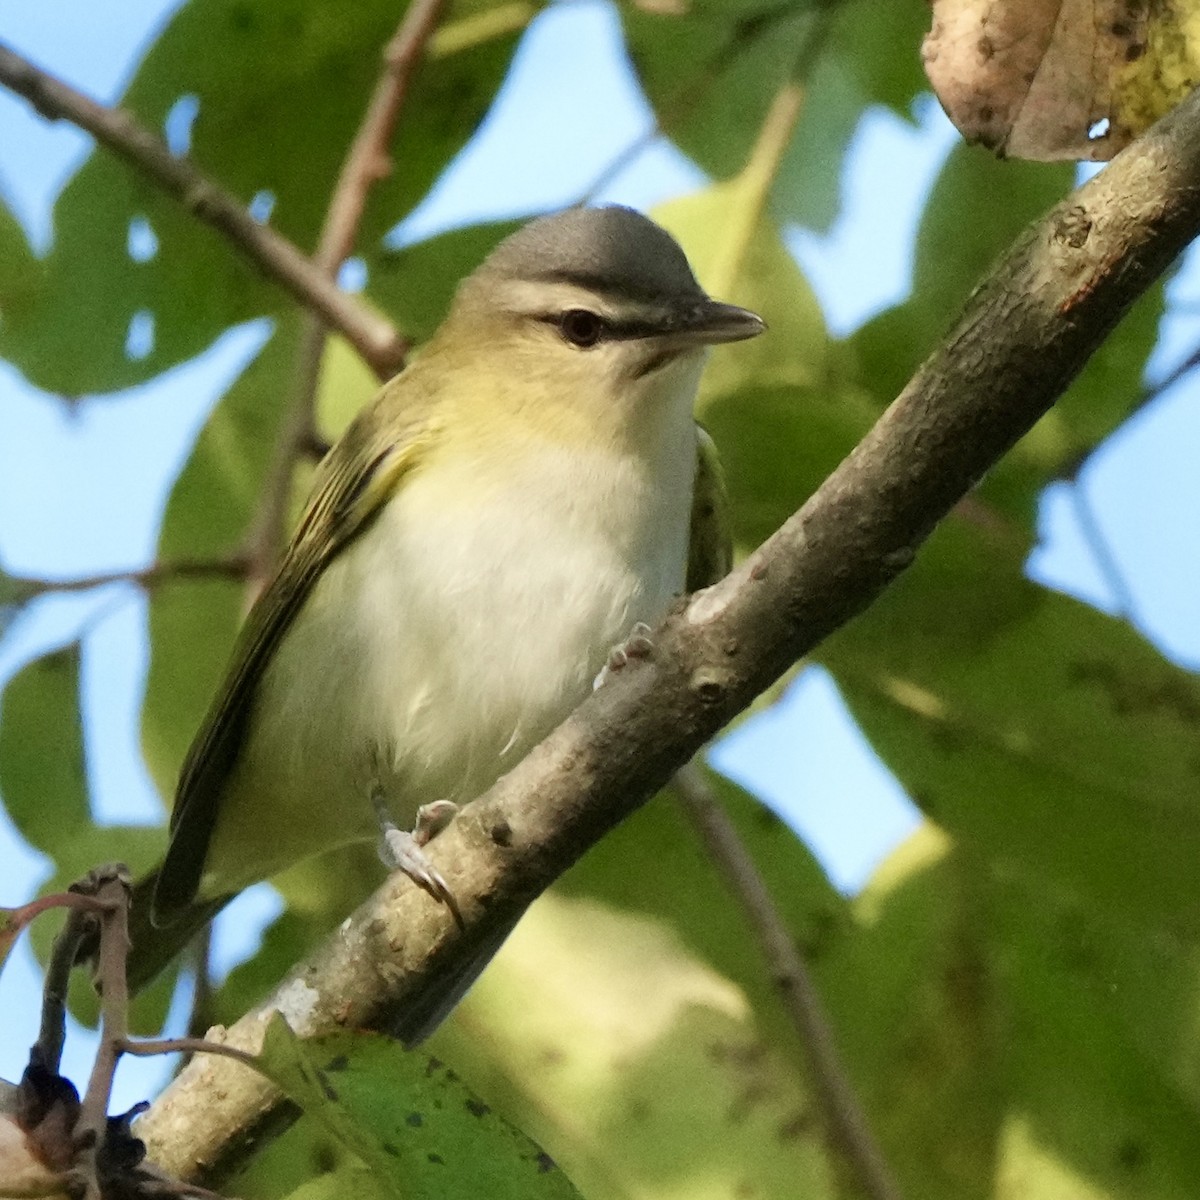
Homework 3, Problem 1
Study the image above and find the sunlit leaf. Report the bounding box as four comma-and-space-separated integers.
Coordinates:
430, 777, 844, 1199
256, 1014, 583, 1200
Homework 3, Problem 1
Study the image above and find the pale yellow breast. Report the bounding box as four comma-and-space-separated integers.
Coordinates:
198, 416, 698, 899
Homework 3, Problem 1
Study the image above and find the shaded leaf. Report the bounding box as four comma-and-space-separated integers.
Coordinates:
368, 220, 519, 345
621, 0, 838, 229
281, 1162, 388, 1200
256, 1015, 583, 1200
0, 0, 530, 394
657, 186, 867, 552
624, 0, 928, 233
0, 197, 39, 331
0, 645, 88, 851
821, 520, 1200, 942
849, 143, 1162, 520
854, 143, 1073, 404
142, 320, 298, 796
431, 777, 844, 1199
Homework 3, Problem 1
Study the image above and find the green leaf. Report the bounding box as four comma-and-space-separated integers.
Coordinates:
853, 146, 1075, 405
658, 185, 831, 397
0, 0, 531, 394
0, 644, 88, 851
315, 333, 380, 444
836, 0, 930, 117
367, 220, 519, 345
281, 1162, 389, 1200
0, 196, 39, 333
655, 187, 869, 552
437, 787, 1200, 1198
849, 144, 1164, 519
432, 778, 845, 1199
142, 320, 298, 795
622, 0, 842, 228
770, 0, 932, 230
833, 829, 1200, 1197
821, 520, 1200, 941
255, 1015, 583, 1200
621, 0, 927, 233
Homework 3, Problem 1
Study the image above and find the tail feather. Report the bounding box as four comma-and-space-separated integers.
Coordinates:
124, 868, 230, 995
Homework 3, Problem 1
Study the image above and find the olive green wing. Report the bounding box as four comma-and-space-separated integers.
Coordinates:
154, 380, 439, 919
686, 425, 733, 593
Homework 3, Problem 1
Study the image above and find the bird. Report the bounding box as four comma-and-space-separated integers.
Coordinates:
126, 205, 764, 1039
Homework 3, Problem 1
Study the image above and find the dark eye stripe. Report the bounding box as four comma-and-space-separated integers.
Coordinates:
532, 313, 670, 341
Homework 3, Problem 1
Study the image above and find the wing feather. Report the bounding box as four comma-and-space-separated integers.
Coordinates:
154, 378, 438, 918
686, 425, 733, 593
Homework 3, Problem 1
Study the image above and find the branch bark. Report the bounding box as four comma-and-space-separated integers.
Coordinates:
0, 42, 408, 379
138, 88, 1200, 1184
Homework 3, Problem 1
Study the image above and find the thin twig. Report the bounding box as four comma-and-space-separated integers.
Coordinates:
672, 762, 903, 1200
0, 41, 407, 378
244, 0, 447, 589
1069, 479, 1139, 621
119, 1036, 258, 1069
7, 554, 248, 602
73, 870, 133, 1200
317, 0, 452, 281
33, 912, 92, 1077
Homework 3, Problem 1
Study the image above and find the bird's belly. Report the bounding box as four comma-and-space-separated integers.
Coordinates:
201, 455, 690, 896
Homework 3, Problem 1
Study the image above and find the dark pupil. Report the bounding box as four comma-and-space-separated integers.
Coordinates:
560, 309, 604, 347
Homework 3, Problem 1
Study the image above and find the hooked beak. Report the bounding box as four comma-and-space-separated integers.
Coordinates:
663, 298, 766, 348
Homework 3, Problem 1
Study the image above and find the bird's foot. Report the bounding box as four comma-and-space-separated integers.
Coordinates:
374, 793, 461, 917
593, 621, 654, 690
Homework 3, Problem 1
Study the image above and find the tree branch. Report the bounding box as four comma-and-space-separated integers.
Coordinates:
672, 763, 902, 1200
244, 0, 447, 590
137, 88, 1200, 1185
5, 556, 247, 603
0, 42, 408, 379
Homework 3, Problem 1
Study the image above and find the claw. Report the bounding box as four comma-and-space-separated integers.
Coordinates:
594, 621, 655, 690
373, 789, 463, 926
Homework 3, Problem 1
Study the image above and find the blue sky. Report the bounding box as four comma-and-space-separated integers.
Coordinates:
2, 0, 1199, 1113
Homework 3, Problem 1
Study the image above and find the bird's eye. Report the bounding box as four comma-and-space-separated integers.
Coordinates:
558, 309, 605, 348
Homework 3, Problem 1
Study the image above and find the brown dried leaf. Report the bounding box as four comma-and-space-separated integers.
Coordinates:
923, 0, 1199, 161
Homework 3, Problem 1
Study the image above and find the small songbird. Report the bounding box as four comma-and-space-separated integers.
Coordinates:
129, 206, 763, 1035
